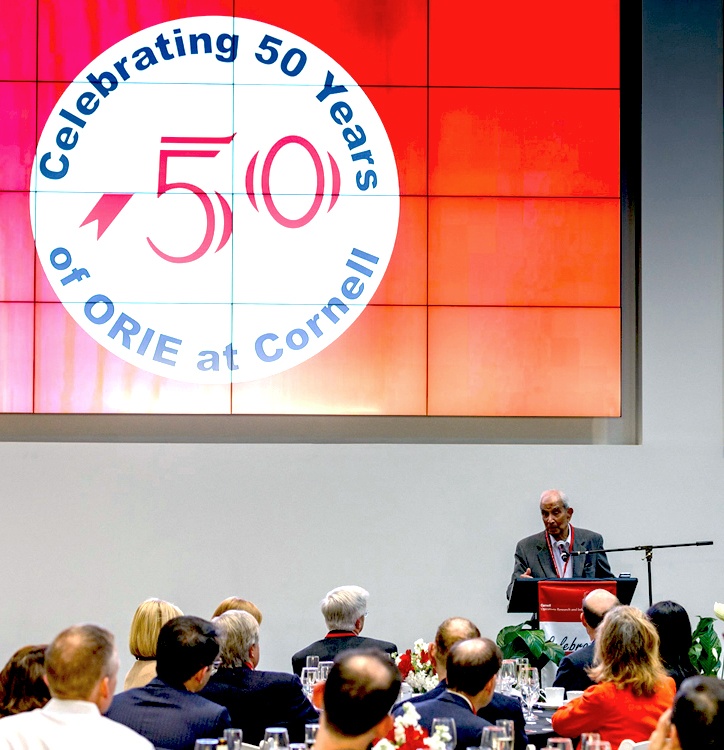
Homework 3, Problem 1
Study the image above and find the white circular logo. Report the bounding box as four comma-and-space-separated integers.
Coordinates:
30, 17, 400, 383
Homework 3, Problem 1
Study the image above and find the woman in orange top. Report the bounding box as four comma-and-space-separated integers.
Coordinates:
551, 605, 676, 749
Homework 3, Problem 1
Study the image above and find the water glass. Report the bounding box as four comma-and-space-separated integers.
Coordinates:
224, 729, 243, 750
306, 655, 320, 669
481, 726, 509, 749
546, 740, 573, 750
305, 723, 320, 749
498, 660, 516, 695
301, 667, 319, 697
262, 727, 290, 750
495, 719, 514, 742
587, 743, 611, 750
514, 658, 529, 687
318, 661, 334, 681
431, 717, 457, 750
194, 742, 218, 750
580, 734, 600, 750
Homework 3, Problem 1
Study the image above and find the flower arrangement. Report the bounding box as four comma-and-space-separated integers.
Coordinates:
394, 639, 438, 694
374, 702, 448, 750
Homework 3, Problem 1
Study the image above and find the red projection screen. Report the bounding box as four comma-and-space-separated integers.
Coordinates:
0, 0, 625, 417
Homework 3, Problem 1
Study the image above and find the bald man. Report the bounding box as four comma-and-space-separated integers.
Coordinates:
552, 588, 620, 692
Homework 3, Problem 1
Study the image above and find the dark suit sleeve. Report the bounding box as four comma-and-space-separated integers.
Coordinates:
477, 694, 528, 750
507, 540, 530, 600
552, 655, 576, 690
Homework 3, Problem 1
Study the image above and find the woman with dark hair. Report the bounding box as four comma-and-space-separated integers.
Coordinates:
552, 606, 676, 748
0, 645, 50, 717
646, 600, 698, 688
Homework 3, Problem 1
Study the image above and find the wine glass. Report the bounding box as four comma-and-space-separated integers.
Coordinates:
518, 666, 540, 722
587, 743, 611, 750
306, 655, 320, 669
224, 729, 243, 750
304, 723, 320, 750
514, 658, 529, 688
431, 717, 457, 750
546, 740, 573, 750
580, 734, 601, 750
498, 660, 516, 695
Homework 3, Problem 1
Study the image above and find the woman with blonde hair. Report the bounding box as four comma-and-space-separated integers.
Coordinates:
552, 605, 676, 749
212, 597, 263, 624
124, 598, 183, 689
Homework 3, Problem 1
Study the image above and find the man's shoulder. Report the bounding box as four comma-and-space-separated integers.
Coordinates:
515, 531, 546, 549
486, 692, 523, 714
292, 639, 328, 659
574, 527, 603, 542
565, 641, 595, 665
110, 680, 227, 717
354, 636, 397, 652
249, 669, 303, 689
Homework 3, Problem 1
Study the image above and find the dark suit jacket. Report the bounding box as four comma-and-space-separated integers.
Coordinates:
401, 681, 527, 750
507, 527, 613, 599
105, 677, 231, 750
397, 690, 490, 750
291, 633, 397, 675
552, 641, 596, 692
200, 665, 318, 744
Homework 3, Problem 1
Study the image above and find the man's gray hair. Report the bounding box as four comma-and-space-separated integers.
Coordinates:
321, 585, 369, 631
540, 489, 569, 509
212, 610, 259, 667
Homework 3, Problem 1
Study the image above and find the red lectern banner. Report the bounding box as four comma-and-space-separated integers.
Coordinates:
539, 579, 618, 653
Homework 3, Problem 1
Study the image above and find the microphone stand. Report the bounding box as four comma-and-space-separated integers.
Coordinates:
570, 540, 713, 606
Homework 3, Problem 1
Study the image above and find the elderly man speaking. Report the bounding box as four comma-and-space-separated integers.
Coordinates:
507, 489, 613, 599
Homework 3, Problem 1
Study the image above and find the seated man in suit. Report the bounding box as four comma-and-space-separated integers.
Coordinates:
401, 618, 527, 750
105, 616, 231, 750
201, 609, 318, 744
507, 489, 613, 599
395, 638, 500, 750
553, 588, 619, 693
0, 624, 152, 750
649, 676, 724, 750
311, 648, 401, 750
292, 585, 397, 675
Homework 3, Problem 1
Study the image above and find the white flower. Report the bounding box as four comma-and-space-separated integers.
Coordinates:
714, 602, 724, 621
398, 702, 421, 727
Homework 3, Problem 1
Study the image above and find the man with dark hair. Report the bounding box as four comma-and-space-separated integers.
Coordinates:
552, 588, 619, 692
106, 616, 231, 750
311, 649, 401, 750
401, 618, 527, 750
649, 676, 724, 750
396, 639, 499, 750
0, 624, 152, 749
507, 489, 612, 599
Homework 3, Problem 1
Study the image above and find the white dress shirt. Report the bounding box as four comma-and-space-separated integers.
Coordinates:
0, 698, 153, 750
549, 534, 573, 578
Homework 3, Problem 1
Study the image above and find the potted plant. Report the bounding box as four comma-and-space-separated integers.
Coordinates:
496, 620, 565, 672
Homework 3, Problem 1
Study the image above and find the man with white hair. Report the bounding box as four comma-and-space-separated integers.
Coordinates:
201, 610, 318, 744
292, 585, 397, 675
0, 624, 152, 749
507, 489, 613, 599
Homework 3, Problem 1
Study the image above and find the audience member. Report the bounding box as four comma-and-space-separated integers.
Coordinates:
649, 676, 724, 750
0, 624, 152, 749
106, 615, 231, 750
125, 598, 183, 689
401, 618, 527, 750
212, 597, 263, 624
292, 586, 397, 675
646, 600, 697, 688
311, 649, 401, 750
396, 638, 500, 750
0, 645, 50, 718
552, 605, 676, 747
553, 588, 620, 692
201, 609, 318, 743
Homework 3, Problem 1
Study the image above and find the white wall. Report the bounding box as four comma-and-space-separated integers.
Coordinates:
0, 0, 722, 682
